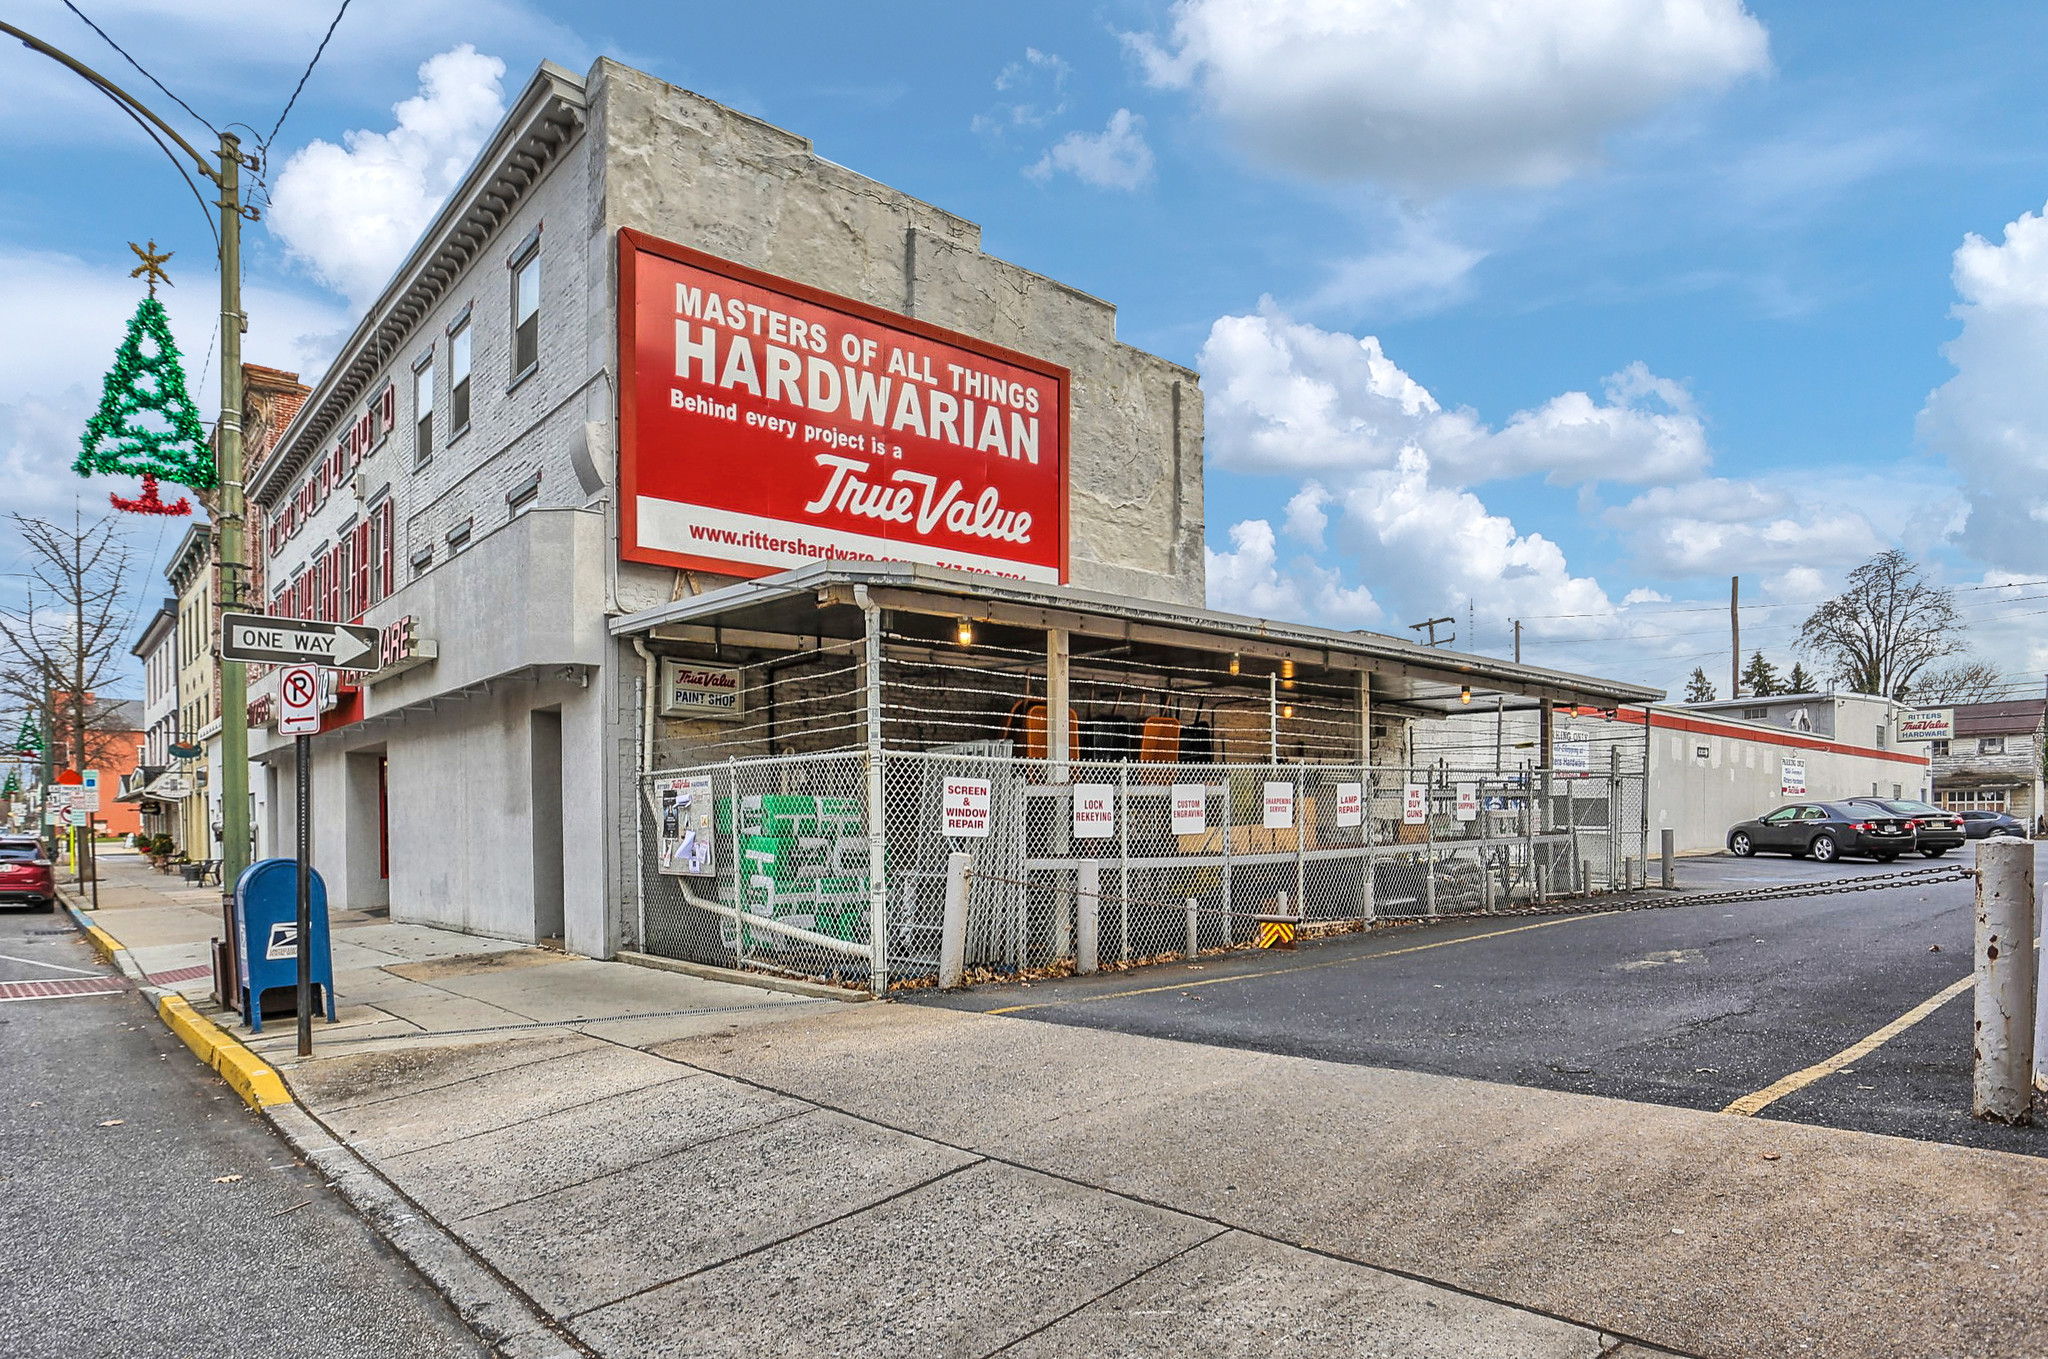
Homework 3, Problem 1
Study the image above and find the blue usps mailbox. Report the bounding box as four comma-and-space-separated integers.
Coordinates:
234, 858, 336, 1032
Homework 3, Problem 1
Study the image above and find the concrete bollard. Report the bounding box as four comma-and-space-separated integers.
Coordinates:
1973, 837, 2036, 1123
937, 851, 971, 990
1185, 896, 1199, 960
1661, 828, 1675, 890
2037, 873, 2047, 1103
1076, 860, 1100, 976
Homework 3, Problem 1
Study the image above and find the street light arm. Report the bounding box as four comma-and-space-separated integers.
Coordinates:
0, 19, 219, 184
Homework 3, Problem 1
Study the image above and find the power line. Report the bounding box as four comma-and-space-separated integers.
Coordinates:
264, 0, 352, 152
62, 1, 216, 135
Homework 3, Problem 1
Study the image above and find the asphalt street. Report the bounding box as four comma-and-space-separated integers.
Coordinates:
0, 906, 491, 1359
923, 844, 2048, 1157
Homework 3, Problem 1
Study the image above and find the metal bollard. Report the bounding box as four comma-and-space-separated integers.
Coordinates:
1076, 860, 1100, 976
1973, 838, 2036, 1123
1661, 828, 1676, 889
937, 852, 971, 990
1185, 896, 1199, 960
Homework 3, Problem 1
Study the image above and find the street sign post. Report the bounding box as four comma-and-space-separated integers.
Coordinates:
273, 662, 324, 1056
219, 612, 379, 669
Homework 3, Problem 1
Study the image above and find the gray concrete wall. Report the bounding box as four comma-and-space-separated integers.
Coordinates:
586, 59, 1205, 612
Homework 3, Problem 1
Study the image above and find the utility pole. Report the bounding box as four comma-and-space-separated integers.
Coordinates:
1513, 620, 1521, 665
216, 137, 250, 889
1730, 576, 1741, 699
0, 21, 255, 893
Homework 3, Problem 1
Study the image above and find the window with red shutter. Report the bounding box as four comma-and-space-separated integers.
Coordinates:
380, 499, 395, 601
354, 520, 371, 615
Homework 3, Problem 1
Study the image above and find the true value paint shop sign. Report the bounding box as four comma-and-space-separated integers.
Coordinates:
618, 230, 1069, 585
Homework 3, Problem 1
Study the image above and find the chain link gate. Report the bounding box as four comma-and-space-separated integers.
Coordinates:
635, 751, 1663, 990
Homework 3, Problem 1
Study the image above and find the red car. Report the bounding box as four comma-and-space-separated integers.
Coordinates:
0, 835, 56, 910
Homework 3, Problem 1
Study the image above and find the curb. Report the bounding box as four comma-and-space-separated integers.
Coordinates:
56, 887, 291, 1111
52, 875, 579, 1356
264, 1103, 588, 1359
616, 948, 874, 1002
158, 993, 292, 1107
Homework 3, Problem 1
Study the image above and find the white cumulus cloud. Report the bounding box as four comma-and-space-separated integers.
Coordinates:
1205, 518, 1381, 624
1129, 0, 1769, 191
1919, 199, 2048, 572
268, 45, 508, 306
1028, 109, 1155, 191
1200, 306, 1708, 487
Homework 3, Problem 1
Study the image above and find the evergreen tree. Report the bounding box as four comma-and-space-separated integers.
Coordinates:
1740, 649, 1781, 698
1685, 667, 1717, 703
1786, 662, 1816, 694
74, 283, 214, 495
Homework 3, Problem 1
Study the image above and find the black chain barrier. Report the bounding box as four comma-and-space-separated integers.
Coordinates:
1377, 861, 1975, 924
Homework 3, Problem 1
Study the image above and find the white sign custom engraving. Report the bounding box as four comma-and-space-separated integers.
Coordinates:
1171, 785, 1207, 836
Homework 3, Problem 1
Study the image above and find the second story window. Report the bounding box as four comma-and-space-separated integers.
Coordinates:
1980, 736, 2006, 755
1929, 739, 1950, 757
450, 318, 473, 434
414, 355, 435, 464
511, 244, 540, 380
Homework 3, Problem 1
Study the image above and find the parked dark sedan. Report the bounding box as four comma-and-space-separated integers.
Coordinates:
1842, 798, 1965, 857
1958, 809, 2029, 840
1726, 801, 1916, 863
0, 835, 55, 910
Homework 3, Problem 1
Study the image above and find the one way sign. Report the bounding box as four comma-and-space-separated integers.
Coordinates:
220, 612, 380, 668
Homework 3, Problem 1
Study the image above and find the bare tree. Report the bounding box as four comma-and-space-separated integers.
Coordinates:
1796, 550, 1963, 697
0, 507, 139, 782
1905, 657, 2007, 705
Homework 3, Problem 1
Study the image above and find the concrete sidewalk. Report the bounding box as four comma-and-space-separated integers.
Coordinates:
72, 849, 2048, 1358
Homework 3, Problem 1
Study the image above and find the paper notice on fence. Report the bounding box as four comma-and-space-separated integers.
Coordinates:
1262, 781, 1295, 830
1334, 782, 1363, 828
1171, 785, 1207, 836
1072, 783, 1116, 839
1402, 783, 1426, 825
649, 774, 717, 876
943, 778, 992, 838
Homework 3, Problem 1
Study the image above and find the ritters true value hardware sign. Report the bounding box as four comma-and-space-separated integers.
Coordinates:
618, 230, 1069, 584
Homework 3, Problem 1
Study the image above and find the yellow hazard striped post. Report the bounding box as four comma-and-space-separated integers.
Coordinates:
1254, 914, 1298, 950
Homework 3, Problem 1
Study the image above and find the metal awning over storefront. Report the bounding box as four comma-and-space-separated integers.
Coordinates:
611, 559, 1660, 716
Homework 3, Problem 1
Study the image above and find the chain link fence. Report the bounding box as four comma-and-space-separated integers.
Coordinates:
636, 750, 1649, 992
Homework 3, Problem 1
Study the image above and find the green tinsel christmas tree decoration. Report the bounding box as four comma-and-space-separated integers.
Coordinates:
2, 770, 19, 798
74, 244, 215, 493
9, 715, 41, 758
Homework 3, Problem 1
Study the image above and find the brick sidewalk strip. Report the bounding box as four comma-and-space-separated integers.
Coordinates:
0, 976, 127, 1000
144, 963, 213, 986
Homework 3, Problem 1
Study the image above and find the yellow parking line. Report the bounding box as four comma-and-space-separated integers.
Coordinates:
984, 915, 1594, 1015
1721, 974, 1974, 1117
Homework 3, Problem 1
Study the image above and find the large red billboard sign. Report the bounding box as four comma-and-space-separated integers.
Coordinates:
618, 230, 1068, 583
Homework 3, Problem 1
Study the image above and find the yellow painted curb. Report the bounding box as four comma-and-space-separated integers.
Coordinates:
80, 923, 122, 963
158, 994, 292, 1109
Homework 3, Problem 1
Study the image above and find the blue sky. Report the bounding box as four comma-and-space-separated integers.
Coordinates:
6, 1, 2048, 701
